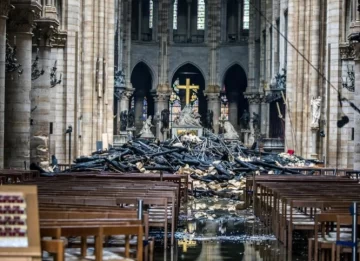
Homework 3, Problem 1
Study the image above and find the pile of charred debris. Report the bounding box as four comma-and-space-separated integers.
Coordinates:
34, 132, 320, 199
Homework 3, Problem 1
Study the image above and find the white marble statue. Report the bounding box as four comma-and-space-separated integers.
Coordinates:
223, 121, 240, 140
174, 105, 202, 127
139, 116, 155, 138
311, 96, 322, 126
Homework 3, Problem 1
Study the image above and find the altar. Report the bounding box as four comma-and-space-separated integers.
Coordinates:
172, 126, 203, 138
171, 78, 204, 138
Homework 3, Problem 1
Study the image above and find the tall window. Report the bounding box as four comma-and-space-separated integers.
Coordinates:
173, 0, 178, 30
197, 0, 205, 30
243, 0, 249, 29
149, 0, 153, 29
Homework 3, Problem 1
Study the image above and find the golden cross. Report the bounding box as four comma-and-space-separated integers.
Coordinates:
177, 78, 199, 105
178, 239, 197, 252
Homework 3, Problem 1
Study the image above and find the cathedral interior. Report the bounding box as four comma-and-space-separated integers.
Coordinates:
1, 0, 360, 260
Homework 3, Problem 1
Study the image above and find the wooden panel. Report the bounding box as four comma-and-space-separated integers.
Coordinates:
0, 186, 41, 261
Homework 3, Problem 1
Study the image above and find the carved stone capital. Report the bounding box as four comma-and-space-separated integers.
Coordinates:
157, 83, 171, 93
52, 30, 67, 48
115, 87, 133, 101
0, 0, 14, 18
206, 84, 220, 93
205, 92, 220, 102
153, 92, 170, 102
8, 1, 42, 33
339, 42, 355, 60
33, 18, 59, 47
244, 92, 263, 104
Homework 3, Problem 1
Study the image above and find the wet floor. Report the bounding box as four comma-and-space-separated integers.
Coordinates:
152, 198, 308, 261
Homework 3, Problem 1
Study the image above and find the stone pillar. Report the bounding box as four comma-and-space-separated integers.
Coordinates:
244, 92, 261, 143
0, 0, 11, 169
309, 0, 320, 159
260, 99, 269, 137
134, 93, 144, 132
5, 3, 41, 169
153, 92, 169, 140
122, 0, 133, 91
206, 93, 220, 134
353, 44, 360, 169
228, 92, 239, 129
206, 0, 221, 133
221, 0, 227, 42
186, 0, 192, 40
30, 21, 58, 169
138, 0, 142, 41
157, 0, 171, 101
119, 89, 133, 113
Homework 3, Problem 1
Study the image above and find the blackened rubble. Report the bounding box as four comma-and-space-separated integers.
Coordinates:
33, 131, 320, 198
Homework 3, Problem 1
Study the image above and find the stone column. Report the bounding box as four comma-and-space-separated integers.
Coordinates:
186, 0, 192, 40
5, 2, 41, 169
221, 0, 227, 42
157, 0, 171, 98
244, 92, 261, 143
153, 92, 169, 140
134, 93, 144, 132
122, 0, 133, 91
30, 21, 58, 169
309, 0, 320, 159
206, 93, 220, 134
119, 89, 133, 113
353, 44, 360, 169
228, 92, 239, 129
138, 0, 142, 41
206, 0, 221, 133
260, 99, 269, 137
0, 0, 12, 169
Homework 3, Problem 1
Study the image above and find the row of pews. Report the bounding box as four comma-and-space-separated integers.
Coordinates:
250, 175, 360, 261
0, 169, 184, 261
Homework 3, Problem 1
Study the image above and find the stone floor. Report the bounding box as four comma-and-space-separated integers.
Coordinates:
42, 197, 308, 261
153, 198, 308, 261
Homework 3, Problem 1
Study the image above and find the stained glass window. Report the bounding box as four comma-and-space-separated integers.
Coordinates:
142, 97, 148, 120
243, 0, 249, 30
169, 79, 181, 128
197, 0, 205, 30
149, 0, 153, 29
173, 0, 178, 30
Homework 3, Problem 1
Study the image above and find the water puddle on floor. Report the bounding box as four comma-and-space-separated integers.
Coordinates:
152, 198, 308, 261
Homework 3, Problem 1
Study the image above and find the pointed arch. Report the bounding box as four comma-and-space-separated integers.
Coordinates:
131, 60, 156, 90
221, 62, 248, 88
170, 61, 207, 86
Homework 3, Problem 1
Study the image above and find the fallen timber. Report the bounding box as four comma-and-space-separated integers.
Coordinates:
30, 133, 352, 200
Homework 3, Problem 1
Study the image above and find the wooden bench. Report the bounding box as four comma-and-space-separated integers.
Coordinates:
250, 176, 360, 256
